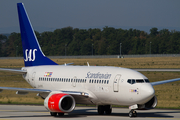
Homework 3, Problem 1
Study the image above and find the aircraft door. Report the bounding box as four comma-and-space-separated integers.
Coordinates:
113, 74, 121, 92
31, 72, 36, 87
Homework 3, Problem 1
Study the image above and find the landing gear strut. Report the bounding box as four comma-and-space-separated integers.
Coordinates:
98, 105, 112, 115
129, 110, 137, 117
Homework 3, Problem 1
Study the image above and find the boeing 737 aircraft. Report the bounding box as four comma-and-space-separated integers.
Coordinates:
0, 3, 180, 118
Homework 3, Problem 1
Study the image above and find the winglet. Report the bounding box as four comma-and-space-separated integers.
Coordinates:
17, 3, 58, 67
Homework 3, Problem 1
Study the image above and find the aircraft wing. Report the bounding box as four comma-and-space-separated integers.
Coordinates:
0, 87, 50, 93
0, 63, 73, 74
62, 63, 74, 66
134, 69, 180, 86
0, 68, 27, 74
134, 69, 180, 72
151, 78, 180, 86
0, 86, 89, 97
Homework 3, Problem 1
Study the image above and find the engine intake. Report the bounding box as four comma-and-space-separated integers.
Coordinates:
44, 93, 76, 113
138, 96, 157, 110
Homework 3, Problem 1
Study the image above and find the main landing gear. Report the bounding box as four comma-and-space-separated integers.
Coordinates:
98, 105, 112, 115
50, 112, 64, 116
129, 110, 137, 117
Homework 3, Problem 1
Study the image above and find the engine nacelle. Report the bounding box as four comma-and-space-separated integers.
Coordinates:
138, 96, 157, 110
44, 93, 76, 113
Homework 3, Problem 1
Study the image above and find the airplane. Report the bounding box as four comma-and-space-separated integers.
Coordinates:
0, 3, 180, 118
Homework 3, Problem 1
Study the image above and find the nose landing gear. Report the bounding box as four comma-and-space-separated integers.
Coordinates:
129, 110, 137, 117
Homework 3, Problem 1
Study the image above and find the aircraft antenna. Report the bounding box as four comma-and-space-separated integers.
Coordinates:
87, 62, 90, 67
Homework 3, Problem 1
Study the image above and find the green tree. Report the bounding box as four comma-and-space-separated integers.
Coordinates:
5, 33, 22, 57
150, 27, 158, 37
169, 31, 180, 53
0, 34, 7, 56
81, 39, 92, 55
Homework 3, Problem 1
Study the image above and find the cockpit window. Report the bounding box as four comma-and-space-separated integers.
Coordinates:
132, 79, 135, 84
127, 79, 131, 84
145, 79, 150, 83
136, 79, 144, 83
127, 79, 136, 84
127, 79, 149, 84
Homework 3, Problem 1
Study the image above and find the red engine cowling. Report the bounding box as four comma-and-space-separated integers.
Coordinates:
44, 93, 76, 113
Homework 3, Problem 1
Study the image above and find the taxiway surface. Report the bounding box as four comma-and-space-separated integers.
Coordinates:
0, 105, 180, 120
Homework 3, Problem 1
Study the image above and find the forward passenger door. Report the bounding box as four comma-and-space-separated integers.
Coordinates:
113, 74, 121, 92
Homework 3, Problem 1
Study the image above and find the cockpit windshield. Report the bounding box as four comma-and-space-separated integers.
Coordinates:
127, 79, 150, 84
144, 79, 150, 83
136, 79, 144, 83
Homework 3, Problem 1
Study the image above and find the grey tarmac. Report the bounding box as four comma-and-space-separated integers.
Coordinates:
0, 105, 180, 120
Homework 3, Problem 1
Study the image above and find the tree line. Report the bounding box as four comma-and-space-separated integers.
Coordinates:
0, 27, 180, 57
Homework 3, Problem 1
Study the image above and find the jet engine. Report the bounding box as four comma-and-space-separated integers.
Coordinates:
138, 96, 157, 110
44, 93, 76, 113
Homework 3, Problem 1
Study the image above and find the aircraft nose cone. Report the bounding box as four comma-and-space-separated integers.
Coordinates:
140, 84, 155, 102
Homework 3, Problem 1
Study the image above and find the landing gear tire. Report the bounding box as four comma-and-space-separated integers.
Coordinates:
50, 112, 57, 116
98, 105, 112, 115
58, 113, 64, 116
98, 105, 104, 115
129, 110, 137, 117
104, 105, 112, 115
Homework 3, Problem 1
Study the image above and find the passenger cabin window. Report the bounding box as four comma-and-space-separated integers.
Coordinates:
38, 76, 95, 84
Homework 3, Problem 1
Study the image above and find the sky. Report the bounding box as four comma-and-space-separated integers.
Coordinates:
0, 0, 180, 34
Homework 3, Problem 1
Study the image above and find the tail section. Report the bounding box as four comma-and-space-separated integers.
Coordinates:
17, 3, 58, 67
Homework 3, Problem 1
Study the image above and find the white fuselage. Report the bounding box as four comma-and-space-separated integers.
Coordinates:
22, 65, 155, 106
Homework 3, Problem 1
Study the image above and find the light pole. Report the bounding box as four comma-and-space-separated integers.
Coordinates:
92, 44, 93, 56
150, 42, 151, 54
120, 43, 122, 58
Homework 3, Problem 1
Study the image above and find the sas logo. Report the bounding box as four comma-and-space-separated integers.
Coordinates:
24, 49, 37, 62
